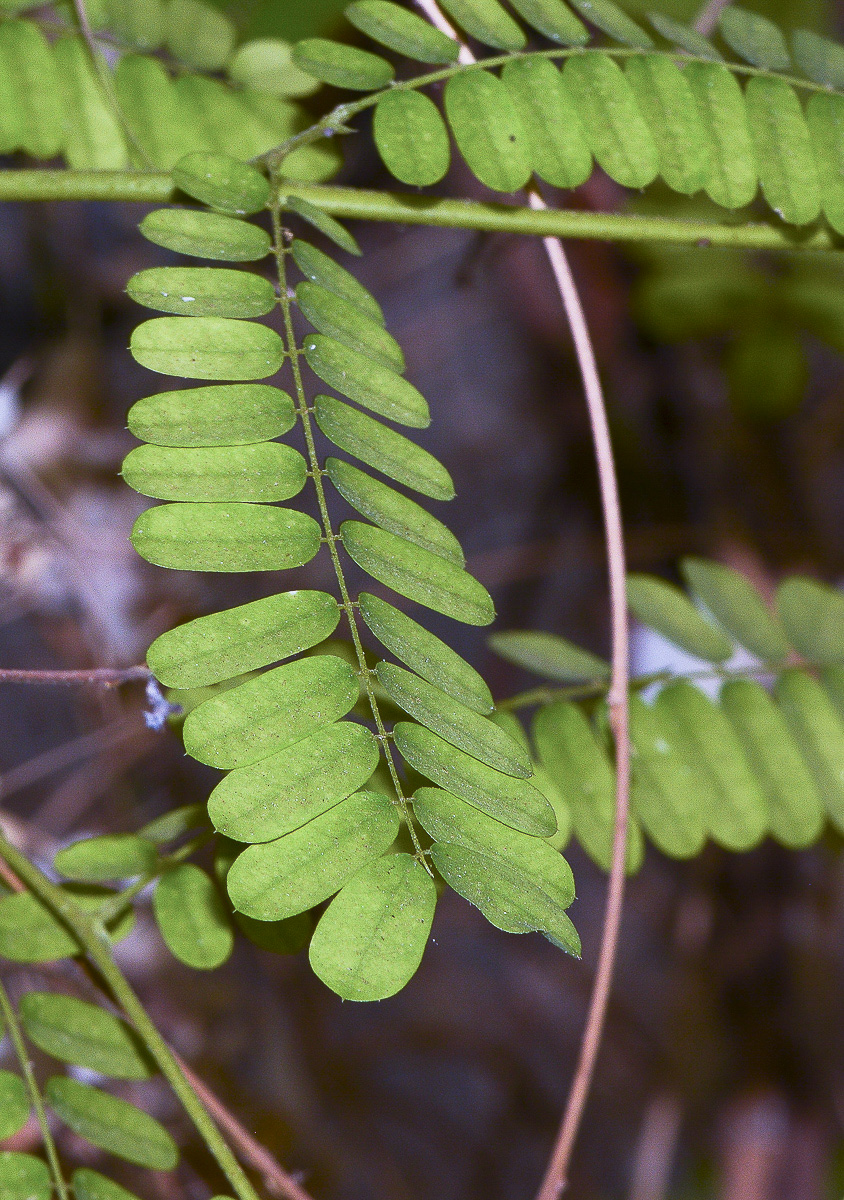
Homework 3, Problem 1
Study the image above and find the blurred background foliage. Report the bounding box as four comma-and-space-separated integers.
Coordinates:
0, 0, 843, 1199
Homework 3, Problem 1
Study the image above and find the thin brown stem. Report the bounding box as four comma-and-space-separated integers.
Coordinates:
0, 666, 149, 685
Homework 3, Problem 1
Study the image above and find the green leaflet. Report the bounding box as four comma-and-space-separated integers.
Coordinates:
626, 573, 733, 662
718, 6, 790, 71
165, 0, 235, 71
562, 54, 658, 190
793, 29, 844, 90
489, 629, 609, 683
45, 1077, 178, 1170
127, 267, 276, 320
140, 804, 208, 843
304, 334, 428, 428
377, 662, 532, 777
341, 521, 495, 626
807, 94, 844, 237
123, 443, 307, 504
148, 590, 340, 689
18, 993, 154, 1080
438, 0, 526, 49
114, 55, 192, 170
530, 764, 572, 850
373, 90, 452, 188
172, 152, 270, 216
291, 240, 385, 325
54, 834, 157, 882
227, 790, 400, 920
568, 0, 652, 47
228, 38, 322, 99
73, 1169, 142, 1200
131, 317, 283, 381
532, 701, 643, 873
309, 853, 437, 1001
775, 669, 844, 832
684, 62, 757, 210
315, 396, 454, 500
54, 37, 128, 171
131, 503, 321, 572
393, 721, 556, 835
489, 708, 531, 755
624, 55, 711, 195
139, 208, 272, 262
208, 721, 380, 843
0, 889, 133, 962
823, 665, 844, 722
0, 1154, 51, 1200
507, 0, 588, 45
777, 576, 844, 662
359, 593, 493, 714
173, 76, 273, 161
721, 679, 824, 848
125, 384, 297, 451
744, 77, 820, 226
106, 0, 164, 49
153, 863, 234, 969
346, 1, 460, 62
0, 1072, 28, 1139
647, 12, 722, 59
501, 58, 592, 190
297, 282, 404, 372
680, 557, 790, 662
326, 457, 463, 565
183, 655, 359, 768
292, 37, 394, 90
0, 21, 62, 159
656, 681, 768, 851
444, 71, 531, 194
628, 694, 707, 858
215, 837, 313, 953
281, 196, 360, 256
127, 384, 294, 448
0, 29, 22, 155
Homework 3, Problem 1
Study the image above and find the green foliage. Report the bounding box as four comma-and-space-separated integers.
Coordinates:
0, 1071, 29, 1138
0, 1153, 51, 1200
18, 993, 155, 1079
45, 1077, 178, 1169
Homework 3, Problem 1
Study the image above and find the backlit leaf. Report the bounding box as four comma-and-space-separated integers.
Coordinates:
624, 54, 711, 194
290, 240, 385, 325
127, 267, 276, 320
744, 77, 820, 226
296, 282, 404, 372
303, 334, 428, 427
164, 0, 235, 70
680, 557, 790, 661
54, 835, 157, 882
105, 0, 163, 49
139, 208, 272, 262
73, 1170, 142, 1200
123, 443, 306, 504
114, 55, 192, 170
626, 573, 733, 662
147, 590, 340, 688
309, 853, 436, 1000
227, 790, 400, 920
153, 863, 234, 969
131, 316, 283, 381
394, 721, 556, 835
315, 396, 454, 500
346, 1, 460, 62
341, 521, 495, 625
359, 592, 493, 714
562, 54, 658, 189
281, 195, 360, 255
775, 669, 844, 832
438, 0, 527, 49
183, 655, 359, 768
444, 70, 531, 193
721, 679, 824, 848
0, 1072, 28, 1139
127, 384, 294, 448
228, 38, 322, 98
0, 21, 62, 159
777, 576, 844, 662
326, 458, 463, 564
291, 38, 394, 90
172, 152, 270, 215
132, 502, 320, 573
684, 62, 757, 209
807, 93, 844, 237
501, 58, 591, 190
0, 1154, 51, 1200
507, 0, 588, 44
718, 6, 790, 70
208, 721, 380, 842
489, 629, 609, 683
45, 1077, 178, 1170
378, 662, 531, 777
54, 36, 128, 171
629, 694, 707, 858
19, 992, 154, 1079
373, 90, 452, 187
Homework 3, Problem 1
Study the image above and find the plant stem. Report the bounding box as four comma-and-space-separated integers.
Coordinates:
0, 976, 69, 1200
0, 666, 149, 685
269, 200, 424, 860
0, 831, 263, 1200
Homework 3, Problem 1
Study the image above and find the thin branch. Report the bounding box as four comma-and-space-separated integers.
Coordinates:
0, 666, 150, 685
